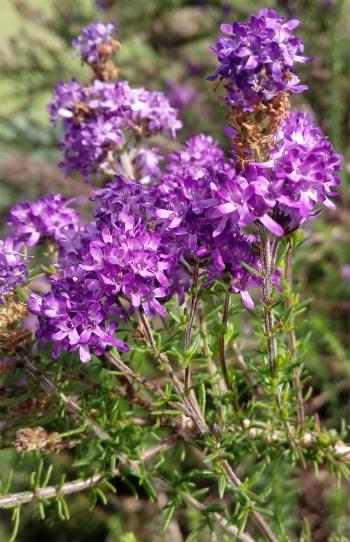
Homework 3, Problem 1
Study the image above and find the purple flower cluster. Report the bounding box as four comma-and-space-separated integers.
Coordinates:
212, 111, 341, 235
72, 22, 117, 64
26, 13, 342, 366
209, 8, 311, 110
29, 179, 175, 362
267, 111, 342, 230
165, 134, 224, 179
0, 237, 28, 303
8, 194, 80, 248
49, 80, 181, 179
153, 136, 262, 308
161, 134, 224, 193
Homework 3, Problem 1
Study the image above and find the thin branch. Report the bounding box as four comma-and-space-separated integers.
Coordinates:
0, 436, 179, 509
106, 350, 187, 416
139, 310, 208, 436
258, 227, 277, 375
258, 230, 307, 468
220, 460, 279, 542
178, 490, 255, 542
138, 312, 279, 542
18, 352, 110, 441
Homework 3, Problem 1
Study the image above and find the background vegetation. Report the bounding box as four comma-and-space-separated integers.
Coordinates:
0, 1, 349, 540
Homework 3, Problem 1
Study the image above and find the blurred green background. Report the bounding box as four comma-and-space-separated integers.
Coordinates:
0, 1, 349, 540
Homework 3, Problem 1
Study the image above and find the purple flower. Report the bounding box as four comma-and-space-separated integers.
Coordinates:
208, 9, 311, 110
72, 22, 117, 65
155, 147, 264, 307
0, 237, 28, 303
29, 280, 129, 364
8, 194, 80, 248
134, 147, 163, 184
48, 80, 181, 179
264, 110, 342, 232
29, 177, 176, 362
213, 111, 342, 236
161, 134, 224, 193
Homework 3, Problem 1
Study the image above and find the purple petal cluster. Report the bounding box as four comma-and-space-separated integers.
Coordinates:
29, 276, 129, 364
28, 178, 176, 362
267, 110, 342, 230
72, 22, 117, 64
213, 111, 341, 235
0, 237, 28, 303
154, 140, 262, 308
48, 80, 181, 179
166, 134, 224, 178
161, 134, 224, 194
8, 194, 80, 248
209, 8, 311, 110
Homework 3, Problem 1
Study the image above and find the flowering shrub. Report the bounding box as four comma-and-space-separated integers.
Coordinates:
0, 10, 348, 542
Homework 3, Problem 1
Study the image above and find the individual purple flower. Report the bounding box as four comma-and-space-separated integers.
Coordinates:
8, 194, 80, 248
208, 9, 311, 110
209, 161, 283, 235
72, 22, 117, 65
0, 237, 28, 303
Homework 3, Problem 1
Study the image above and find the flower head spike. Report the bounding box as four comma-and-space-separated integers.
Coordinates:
48, 80, 181, 180
209, 9, 311, 111
72, 22, 118, 65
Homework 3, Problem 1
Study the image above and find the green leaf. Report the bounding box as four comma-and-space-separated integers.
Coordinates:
9, 507, 20, 542
163, 504, 176, 531
240, 261, 261, 277
218, 475, 226, 499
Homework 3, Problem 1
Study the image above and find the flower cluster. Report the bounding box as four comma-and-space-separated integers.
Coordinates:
165, 134, 224, 179
29, 178, 176, 362
209, 8, 310, 110
154, 137, 262, 308
267, 110, 342, 231
23, 14, 342, 366
0, 237, 28, 304
8, 194, 80, 248
49, 79, 181, 179
211, 111, 341, 235
72, 22, 117, 65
